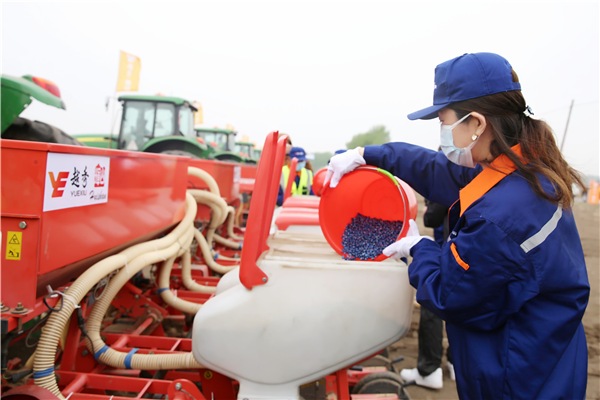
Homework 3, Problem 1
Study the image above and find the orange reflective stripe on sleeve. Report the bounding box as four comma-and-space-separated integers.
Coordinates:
451, 243, 470, 271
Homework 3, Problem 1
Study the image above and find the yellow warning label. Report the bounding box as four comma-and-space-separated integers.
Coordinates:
6, 231, 22, 260
204, 370, 213, 379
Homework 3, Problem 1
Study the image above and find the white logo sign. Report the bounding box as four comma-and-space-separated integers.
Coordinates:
43, 153, 111, 212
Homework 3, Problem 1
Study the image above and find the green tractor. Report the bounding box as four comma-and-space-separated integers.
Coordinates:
75, 95, 211, 158
234, 141, 258, 164
194, 127, 244, 163
1, 74, 82, 145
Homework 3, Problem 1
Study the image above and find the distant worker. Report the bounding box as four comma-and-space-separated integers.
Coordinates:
277, 146, 314, 206
276, 133, 293, 207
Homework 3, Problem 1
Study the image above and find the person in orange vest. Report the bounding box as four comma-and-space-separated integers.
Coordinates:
277, 146, 314, 206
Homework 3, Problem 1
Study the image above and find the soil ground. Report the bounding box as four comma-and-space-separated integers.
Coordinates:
388, 195, 599, 400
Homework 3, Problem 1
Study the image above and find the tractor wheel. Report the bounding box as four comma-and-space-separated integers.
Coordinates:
214, 154, 241, 162
160, 150, 200, 159
2, 117, 83, 146
352, 371, 411, 400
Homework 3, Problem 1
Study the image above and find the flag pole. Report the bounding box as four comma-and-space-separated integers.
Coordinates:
560, 99, 574, 153
110, 50, 141, 149
108, 51, 121, 149
108, 92, 117, 149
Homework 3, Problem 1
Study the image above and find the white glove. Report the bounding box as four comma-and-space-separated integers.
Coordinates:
382, 219, 434, 260
324, 148, 366, 188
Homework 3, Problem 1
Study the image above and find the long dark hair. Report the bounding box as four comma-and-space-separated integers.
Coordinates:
449, 69, 585, 207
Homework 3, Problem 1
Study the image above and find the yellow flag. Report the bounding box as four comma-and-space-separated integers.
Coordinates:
193, 102, 203, 125
226, 124, 235, 131
116, 51, 141, 92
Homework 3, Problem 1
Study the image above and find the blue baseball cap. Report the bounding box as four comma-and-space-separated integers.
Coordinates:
407, 53, 522, 120
289, 147, 307, 161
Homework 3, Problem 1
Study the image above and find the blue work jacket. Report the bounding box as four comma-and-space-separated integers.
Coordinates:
364, 142, 589, 400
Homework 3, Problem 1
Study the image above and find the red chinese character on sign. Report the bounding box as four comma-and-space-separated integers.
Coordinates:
95, 164, 105, 187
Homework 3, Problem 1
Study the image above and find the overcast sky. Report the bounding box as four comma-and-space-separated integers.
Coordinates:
2, 1, 599, 177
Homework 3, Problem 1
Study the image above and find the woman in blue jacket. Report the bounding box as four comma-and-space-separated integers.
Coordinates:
326, 52, 589, 400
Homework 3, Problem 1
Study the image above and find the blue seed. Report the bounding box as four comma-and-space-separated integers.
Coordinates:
341, 213, 403, 261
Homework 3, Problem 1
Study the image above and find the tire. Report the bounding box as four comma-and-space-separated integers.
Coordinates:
214, 154, 242, 162
360, 354, 392, 370
352, 371, 411, 400
2, 117, 83, 146
160, 149, 200, 159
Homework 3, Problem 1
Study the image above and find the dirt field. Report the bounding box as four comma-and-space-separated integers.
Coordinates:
387, 195, 599, 400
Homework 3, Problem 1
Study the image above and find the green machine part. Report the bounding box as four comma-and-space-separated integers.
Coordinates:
195, 127, 244, 162
141, 136, 210, 158
1, 74, 66, 133
235, 141, 258, 164
76, 95, 211, 159
72, 134, 120, 149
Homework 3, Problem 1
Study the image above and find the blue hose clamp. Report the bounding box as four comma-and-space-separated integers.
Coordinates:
124, 348, 139, 369
33, 366, 54, 379
94, 345, 110, 360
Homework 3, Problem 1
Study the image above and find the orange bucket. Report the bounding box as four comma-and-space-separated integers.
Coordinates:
319, 166, 417, 261
312, 167, 328, 196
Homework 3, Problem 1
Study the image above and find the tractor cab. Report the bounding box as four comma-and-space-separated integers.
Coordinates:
116, 95, 210, 158
195, 127, 243, 163
75, 95, 210, 158
235, 141, 258, 164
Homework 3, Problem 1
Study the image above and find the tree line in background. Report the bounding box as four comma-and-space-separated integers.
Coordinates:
311, 125, 390, 171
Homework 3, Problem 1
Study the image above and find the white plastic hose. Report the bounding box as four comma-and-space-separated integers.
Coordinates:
213, 233, 243, 250
180, 250, 217, 294
157, 248, 204, 314
33, 166, 237, 397
188, 166, 220, 196
188, 189, 227, 249
82, 228, 203, 370
193, 229, 237, 275
235, 196, 245, 226
33, 194, 199, 398
226, 206, 245, 241
211, 252, 240, 262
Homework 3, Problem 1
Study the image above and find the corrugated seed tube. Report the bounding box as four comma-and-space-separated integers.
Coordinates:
33, 193, 199, 399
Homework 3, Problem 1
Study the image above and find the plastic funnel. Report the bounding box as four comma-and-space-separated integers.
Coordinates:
318, 166, 418, 261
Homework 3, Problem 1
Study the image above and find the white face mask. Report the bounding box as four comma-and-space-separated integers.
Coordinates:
440, 113, 478, 168
296, 161, 306, 171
